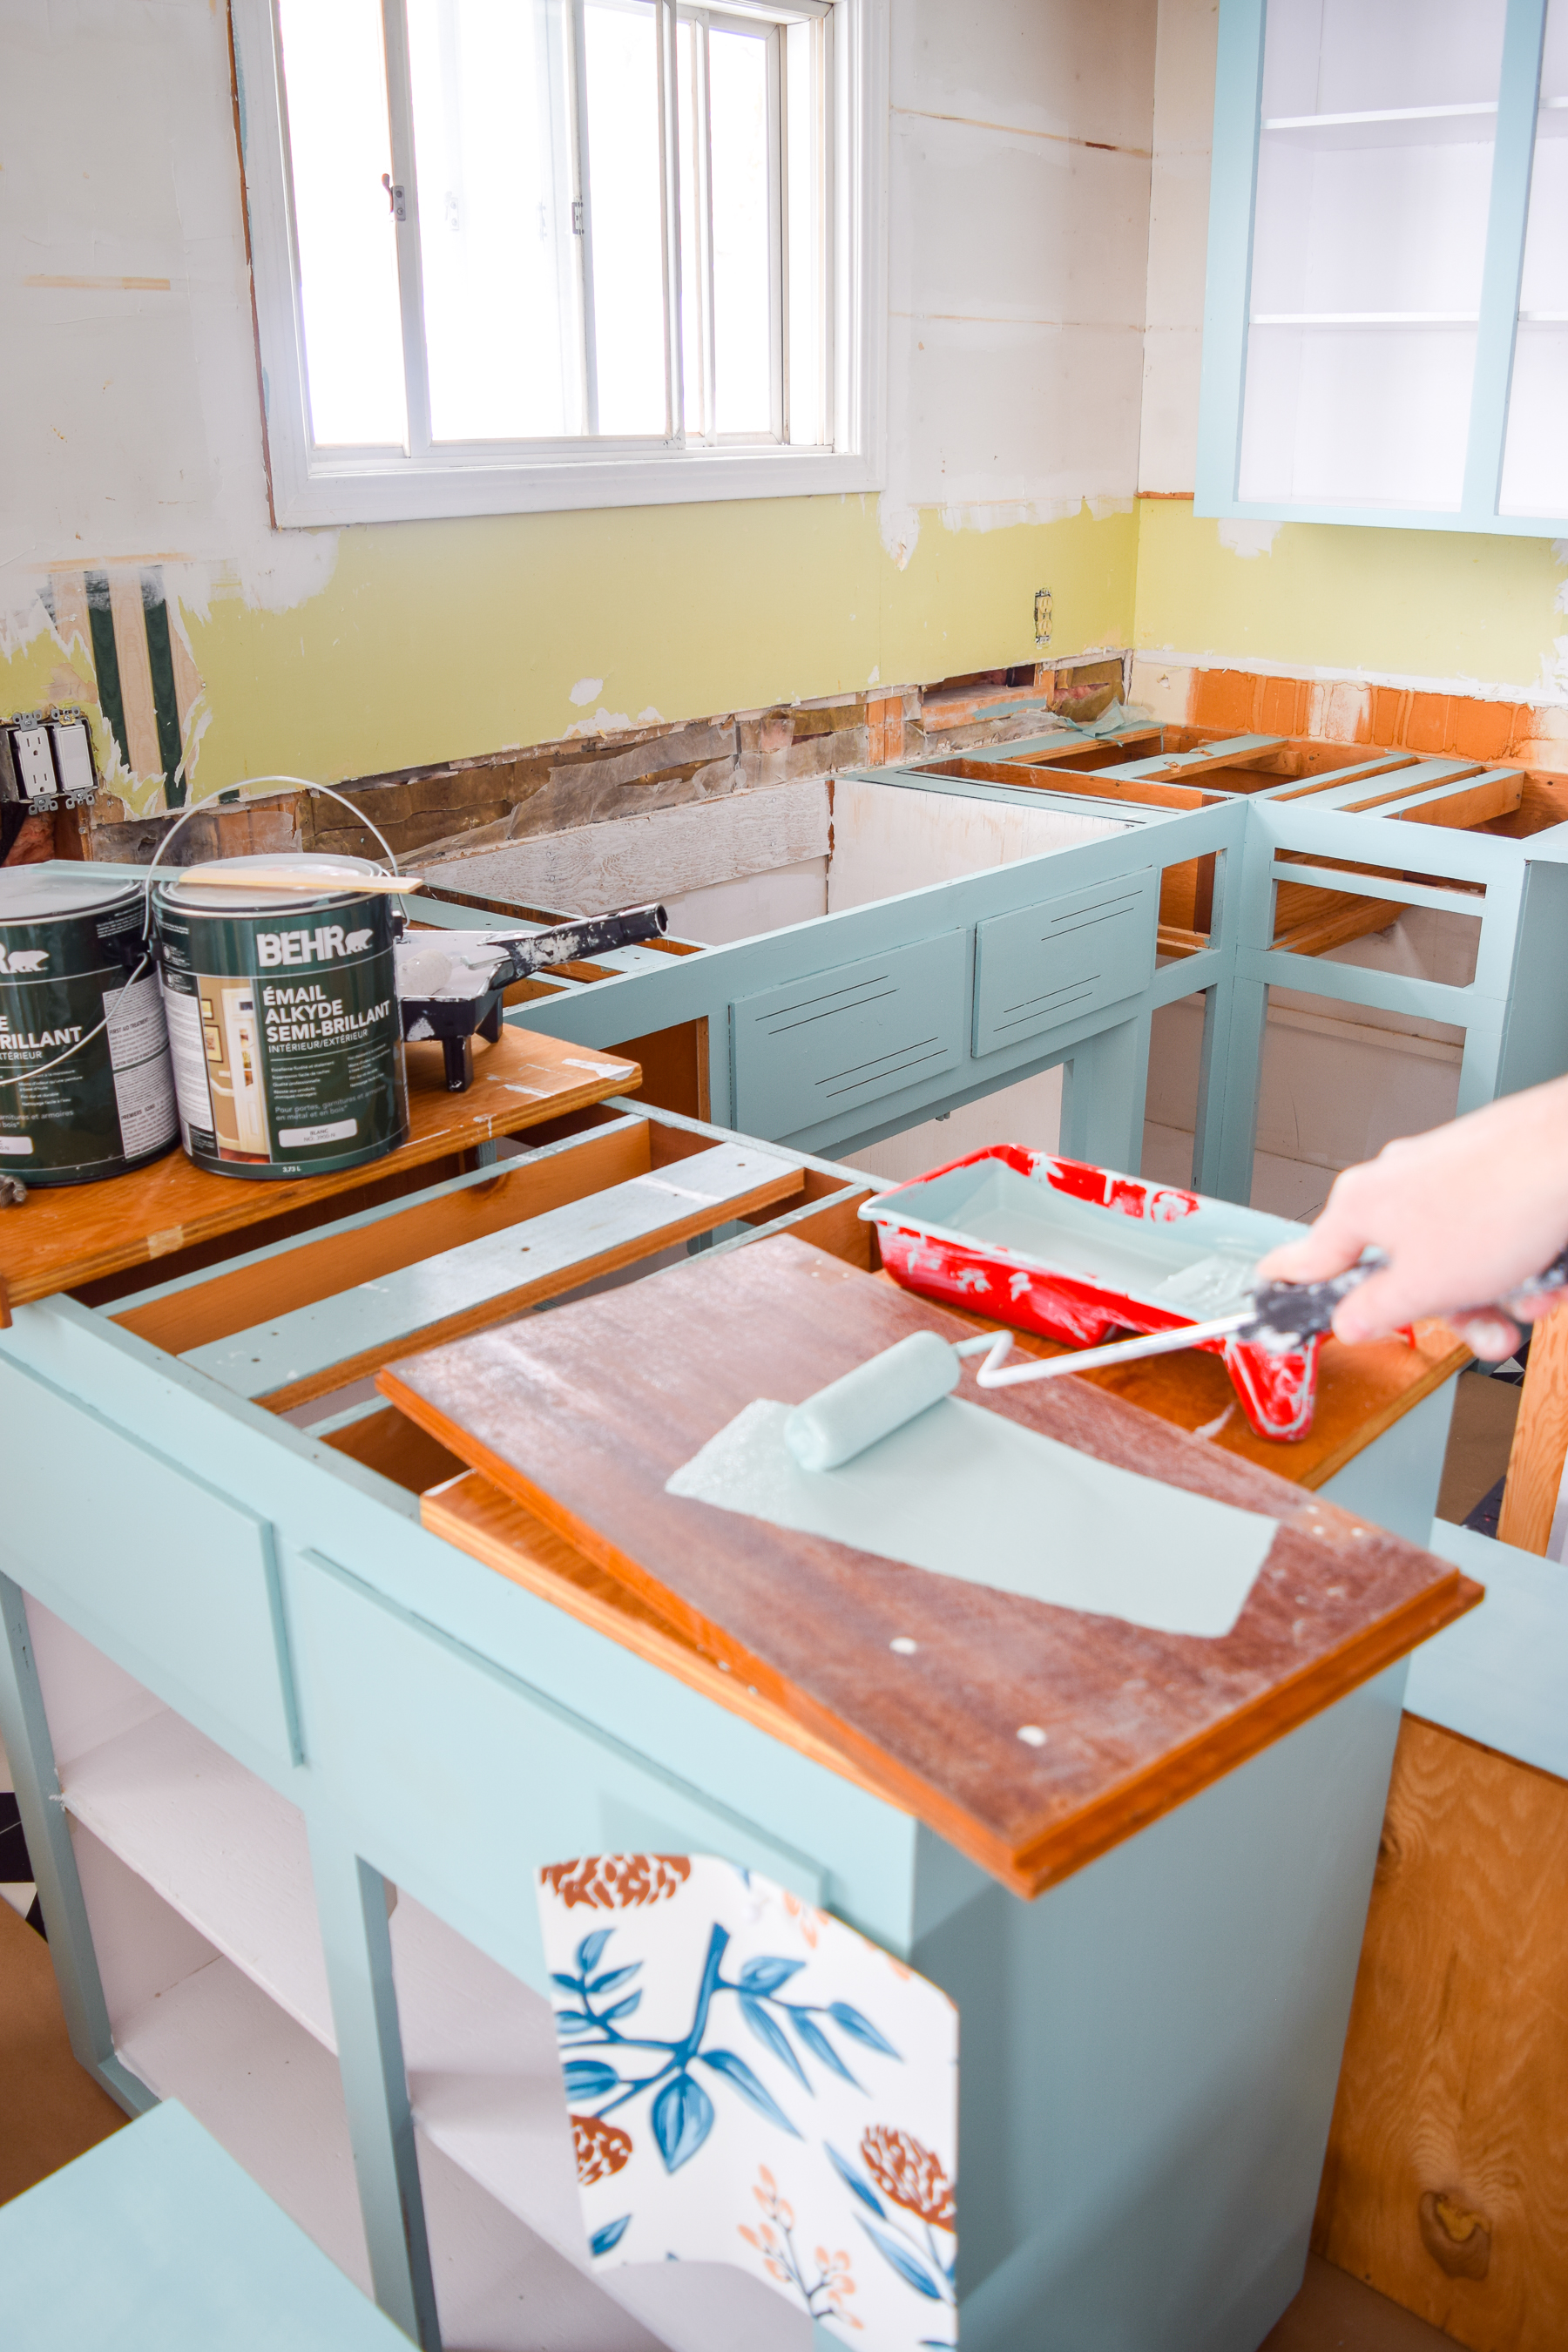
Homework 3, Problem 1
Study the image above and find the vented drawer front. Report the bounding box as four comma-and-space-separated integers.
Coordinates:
973, 871, 1156, 1058
732, 930, 968, 1139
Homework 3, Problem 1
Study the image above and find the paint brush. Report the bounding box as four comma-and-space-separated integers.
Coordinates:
785, 1247, 1568, 1471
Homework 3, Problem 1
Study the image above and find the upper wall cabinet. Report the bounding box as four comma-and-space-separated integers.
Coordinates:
1197, 0, 1568, 534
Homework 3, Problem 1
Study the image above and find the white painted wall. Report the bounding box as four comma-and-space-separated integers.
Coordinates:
663, 859, 828, 944
844, 1066, 1065, 1184
0, 3, 329, 612
880, 0, 1159, 565
1, 1, 1159, 623
1138, 0, 1218, 493
826, 775, 1132, 910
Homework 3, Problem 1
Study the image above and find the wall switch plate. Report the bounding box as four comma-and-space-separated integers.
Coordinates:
48, 716, 97, 802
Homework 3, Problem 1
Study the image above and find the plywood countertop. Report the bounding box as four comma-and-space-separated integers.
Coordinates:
389, 1234, 1480, 1899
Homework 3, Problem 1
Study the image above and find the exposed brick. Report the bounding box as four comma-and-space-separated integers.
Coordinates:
1448, 699, 1517, 763
1402, 693, 1451, 754
1192, 669, 1258, 733
1368, 686, 1407, 748
1259, 675, 1308, 737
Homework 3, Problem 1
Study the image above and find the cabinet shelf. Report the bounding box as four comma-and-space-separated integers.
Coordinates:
115, 1952, 661, 2352
1264, 104, 1497, 126
59, 1704, 802, 2352
1201, 0, 1568, 535
1250, 313, 1478, 327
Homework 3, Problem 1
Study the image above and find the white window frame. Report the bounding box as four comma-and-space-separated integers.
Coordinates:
230, 0, 887, 526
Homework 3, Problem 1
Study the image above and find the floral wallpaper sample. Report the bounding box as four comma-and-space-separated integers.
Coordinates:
535, 1854, 959, 2349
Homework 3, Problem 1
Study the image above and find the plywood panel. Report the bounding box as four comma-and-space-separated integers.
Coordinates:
1498, 1305, 1568, 1554
1315, 1717, 1568, 2352
385, 1234, 1477, 1896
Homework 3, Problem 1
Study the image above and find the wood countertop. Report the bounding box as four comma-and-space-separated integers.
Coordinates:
389, 1234, 1480, 1899
0, 1027, 640, 1319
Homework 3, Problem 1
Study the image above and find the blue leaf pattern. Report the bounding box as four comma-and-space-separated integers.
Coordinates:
537, 1859, 956, 2346
828, 2002, 901, 2057
738, 1954, 806, 1993
861, 2220, 943, 2300
697, 2049, 802, 2137
740, 1995, 812, 2091
826, 2140, 885, 2217
794, 2011, 862, 2087
563, 2058, 620, 2102
587, 1964, 641, 1996
590, 2214, 632, 2257
652, 2072, 714, 2172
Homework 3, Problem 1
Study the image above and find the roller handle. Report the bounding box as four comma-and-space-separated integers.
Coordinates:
1241, 1243, 1568, 1349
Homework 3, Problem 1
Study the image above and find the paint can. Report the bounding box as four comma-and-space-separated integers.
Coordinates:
153, 854, 409, 1180
0, 867, 178, 1186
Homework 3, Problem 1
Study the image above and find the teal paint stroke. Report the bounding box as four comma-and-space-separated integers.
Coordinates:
141, 569, 186, 808
666, 1392, 1278, 1639
84, 571, 131, 776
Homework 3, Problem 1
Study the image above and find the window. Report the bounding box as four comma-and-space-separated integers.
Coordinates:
233, 0, 882, 523
1197, 0, 1568, 535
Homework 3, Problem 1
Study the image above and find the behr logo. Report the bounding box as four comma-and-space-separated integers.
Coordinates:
0, 945, 50, 975
255, 924, 375, 968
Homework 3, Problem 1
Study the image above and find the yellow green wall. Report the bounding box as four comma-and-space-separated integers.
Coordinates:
1133, 499, 1568, 702
1, 497, 1139, 807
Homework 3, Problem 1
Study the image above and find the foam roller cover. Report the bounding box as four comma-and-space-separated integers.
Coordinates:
784, 1330, 959, 1471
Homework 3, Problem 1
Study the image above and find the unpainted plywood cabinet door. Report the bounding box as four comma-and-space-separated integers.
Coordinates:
730, 929, 969, 1140
973, 869, 1156, 1058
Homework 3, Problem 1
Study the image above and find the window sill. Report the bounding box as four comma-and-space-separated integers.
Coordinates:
268, 440, 883, 528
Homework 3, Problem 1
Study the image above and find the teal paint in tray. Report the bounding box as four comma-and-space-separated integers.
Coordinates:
154, 855, 408, 1181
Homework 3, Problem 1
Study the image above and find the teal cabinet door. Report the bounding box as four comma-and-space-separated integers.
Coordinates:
0, 1362, 298, 1769
973, 870, 1156, 1058
289, 1552, 827, 1991
731, 929, 969, 1138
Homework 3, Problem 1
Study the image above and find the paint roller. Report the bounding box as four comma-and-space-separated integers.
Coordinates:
783, 1247, 1568, 1472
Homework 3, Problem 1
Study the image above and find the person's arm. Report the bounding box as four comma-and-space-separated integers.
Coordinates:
1252, 1075, 1568, 1356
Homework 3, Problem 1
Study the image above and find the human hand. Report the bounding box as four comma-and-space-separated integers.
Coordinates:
1253, 1076, 1568, 1355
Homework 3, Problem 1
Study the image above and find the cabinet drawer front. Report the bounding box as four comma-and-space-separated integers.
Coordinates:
974, 871, 1156, 1057
0, 1363, 296, 1767
732, 930, 968, 1139
291, 1555, 824, 1992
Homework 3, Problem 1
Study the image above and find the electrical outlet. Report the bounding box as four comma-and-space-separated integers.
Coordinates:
10, 726, 56, 801
1034, 588, 1052, 649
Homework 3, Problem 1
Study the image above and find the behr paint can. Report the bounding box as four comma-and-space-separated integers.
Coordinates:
153, 854, 409, 1180
0, 867, 179, 1185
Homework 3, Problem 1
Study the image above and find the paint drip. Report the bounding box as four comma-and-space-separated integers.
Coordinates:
0, 868, 177, 1186
152, 854, 408, 1181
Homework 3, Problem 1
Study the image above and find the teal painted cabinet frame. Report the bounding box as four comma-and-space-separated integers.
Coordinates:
1196, 0, 1564, 537
0, 1078, 1462, 2350
411, 751, 1568, 1211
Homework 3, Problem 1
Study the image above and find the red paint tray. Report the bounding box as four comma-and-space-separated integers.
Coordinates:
862, 1146, 1321, 1440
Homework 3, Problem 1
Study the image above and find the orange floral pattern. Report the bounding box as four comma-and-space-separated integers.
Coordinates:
739, 2166, 862, 2330
861, 2126, 956, 2229
571, 2113, 632, 2186
539, 1854, 692, 1910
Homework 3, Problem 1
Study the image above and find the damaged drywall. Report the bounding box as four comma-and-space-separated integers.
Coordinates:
0, 0, 1152, 811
